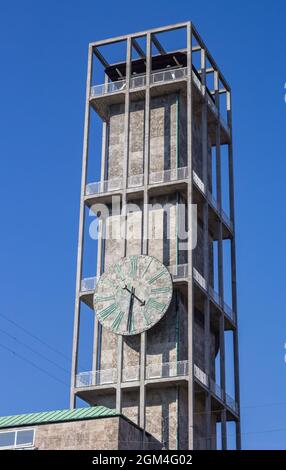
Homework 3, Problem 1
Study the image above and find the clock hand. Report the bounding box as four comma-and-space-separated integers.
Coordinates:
132, 289, 145, 306
127, 287, 135, 333
124, 285, 145, 306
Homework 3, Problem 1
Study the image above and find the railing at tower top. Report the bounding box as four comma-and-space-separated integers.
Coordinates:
150, 67, 188, 85
90, 67, 188, 98
90, 66, 230, 135
90, 79, 127, 97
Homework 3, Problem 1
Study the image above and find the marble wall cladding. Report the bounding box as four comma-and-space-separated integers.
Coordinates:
146, 295, 178, 366
106, 93, 186, 182
194, 308, 217, 380
128, 101, 145, 177
178, 93, 188, 168
193, 393, 217, 450
34, 418, 120, 450
107, 104, 125, 180
93, 90, 217, 449
149, 94, 179, 173
104, 212, 123, 269
99, 324, 118, 370
125, 201, 142, 255
148, 194, 179, 267
145, 386, 178, 450
121, 390, 140, 426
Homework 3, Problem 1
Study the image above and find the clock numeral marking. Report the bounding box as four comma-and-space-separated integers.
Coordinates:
142, 310, 152, 327
111, 310, 125, 332
151, 287, 171, 294
148, 269, 166, 285
95, 294, 115, 302
146, 298, 166, 312
114, 264, 125, 281
102, 278, 115, 288
130, 257, 137, 279
98, 303, 118, 320
142, 258, 153, 278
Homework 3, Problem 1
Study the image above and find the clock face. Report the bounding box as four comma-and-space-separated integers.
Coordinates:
93, 255, 173, 336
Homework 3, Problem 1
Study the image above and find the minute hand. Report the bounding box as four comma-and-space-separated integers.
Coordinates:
124, 285, 145, 306
127, 287, 135, 333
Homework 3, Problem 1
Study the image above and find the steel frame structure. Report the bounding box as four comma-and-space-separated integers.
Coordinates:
70, 21, 241, 450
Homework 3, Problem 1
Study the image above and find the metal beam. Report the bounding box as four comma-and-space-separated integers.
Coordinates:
187, 21, 194, 451
92, 76, 109, 378
70, 45, 93, 408
192, 23, 230, 91
132, 38, 146, 58
227, 90, 241, 450
201, 46, 212, 450
90, 22, 189, 47
214, 69, 227, 450
151, 34, 166, 55
140, 31, 152, 439
93, 47, 109, 68
116, 36, 132, 415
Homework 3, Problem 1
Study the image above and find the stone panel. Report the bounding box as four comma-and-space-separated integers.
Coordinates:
35, 417, 119, 450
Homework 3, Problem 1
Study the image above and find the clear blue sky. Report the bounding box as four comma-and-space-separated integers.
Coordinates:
0, 0, 285, 450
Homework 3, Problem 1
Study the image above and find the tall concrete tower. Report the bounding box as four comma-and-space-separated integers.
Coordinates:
70, 22, 241, 450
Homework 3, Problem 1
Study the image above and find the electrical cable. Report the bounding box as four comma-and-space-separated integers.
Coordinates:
0, 342, 69, 388
0, 326, 70, 374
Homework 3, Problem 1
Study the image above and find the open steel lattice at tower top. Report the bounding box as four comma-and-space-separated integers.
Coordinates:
70, 22, 241, 450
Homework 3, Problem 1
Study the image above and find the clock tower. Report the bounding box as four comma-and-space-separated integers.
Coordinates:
70, 22, 241, 450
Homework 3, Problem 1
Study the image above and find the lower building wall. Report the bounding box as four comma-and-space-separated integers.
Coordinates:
5, 416, 160, 450
33, 417, 119, 450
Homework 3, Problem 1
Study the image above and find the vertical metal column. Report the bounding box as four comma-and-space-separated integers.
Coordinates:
186, 21, 194, 450
92, 79, 109, 379
214, 70, 227, 449
201, 47, 212, 450
140, 31, 151, 435
70, 45, 93, 408
115, 37, 132, 413
227, 90, 241, 450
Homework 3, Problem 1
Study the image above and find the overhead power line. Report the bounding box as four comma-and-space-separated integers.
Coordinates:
0, 311, 89, 370
0, 326, 70, 374
0, 312, 71, 362
0, 342, 69, 389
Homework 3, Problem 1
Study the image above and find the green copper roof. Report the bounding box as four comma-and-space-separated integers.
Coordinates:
0, 406, 118, 429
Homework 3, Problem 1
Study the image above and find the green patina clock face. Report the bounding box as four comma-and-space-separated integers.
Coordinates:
93, 255, 173, 336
